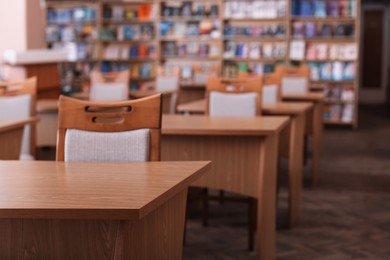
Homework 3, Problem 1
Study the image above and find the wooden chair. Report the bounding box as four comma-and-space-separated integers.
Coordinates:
0, 77, 37, 159
204, 76, 263, 251
275, 65, 310, 95
262, 72, 283, 105
206, 76, 263, 116
56, 94, 162, 162
90, 70, 130, 102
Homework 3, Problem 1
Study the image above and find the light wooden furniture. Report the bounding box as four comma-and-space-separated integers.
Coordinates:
0, 77, 38, 159
90, 70, 130, 101
161, 114, 289, 259
206, 76, 263, 115
56, 94, 162, 162
0, 117, 39, 160
44, 0, 361, 127
282, 92, 325, 187
0, 160, 210, 259
176, 98, 313, 226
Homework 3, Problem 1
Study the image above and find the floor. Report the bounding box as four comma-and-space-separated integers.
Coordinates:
183, 105, 390, 260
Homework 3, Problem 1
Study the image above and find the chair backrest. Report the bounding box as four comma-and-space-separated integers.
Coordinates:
56, 94, 162, 162
206, 76, 263, 116
276, 65, 310, 95
90, 70, 129, 101
0, 77, 37, 159
156, 66, 180, 113
262, 72, 282, 105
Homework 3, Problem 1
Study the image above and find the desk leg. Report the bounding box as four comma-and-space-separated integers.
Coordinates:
288, 114, 305, 227
311, 102, 324, 187
0, 127, 23, 160
257, 134, 278, 260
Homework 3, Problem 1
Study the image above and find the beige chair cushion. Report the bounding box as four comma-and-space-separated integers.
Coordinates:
0, 94, 32, 160
64, 128, 150, 162
281, 77, 308, 94
90, 82, 129, 102
156, 76, 178, 92
262, 84, 278, 105
209, 91, 257, 117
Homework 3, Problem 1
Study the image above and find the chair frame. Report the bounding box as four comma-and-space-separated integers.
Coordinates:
0, 77, 37, 157
56, 94, 162, 161
205, 76, 263, 116
262, 72, 283, 102
275, 65, 310, 93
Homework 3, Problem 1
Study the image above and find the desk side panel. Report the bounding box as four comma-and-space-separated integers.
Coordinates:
162, 135, 263, 198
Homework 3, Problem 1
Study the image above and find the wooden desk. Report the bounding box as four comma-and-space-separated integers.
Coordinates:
0, 117, 39, 160
282, 92, 325, 187
176, 100, 313, 226
0, 160, 210, 259
161, 115, 290, 259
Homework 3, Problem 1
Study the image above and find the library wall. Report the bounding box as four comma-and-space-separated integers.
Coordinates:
26, 0, 46, 49
0, 0, 27, 62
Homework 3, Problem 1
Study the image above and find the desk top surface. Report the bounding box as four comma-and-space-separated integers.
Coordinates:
162, 114, 289, 136
0, 160, 210, 220
0, 117, 39, 133
177, 99, 313, 116
282, 92, 325, 101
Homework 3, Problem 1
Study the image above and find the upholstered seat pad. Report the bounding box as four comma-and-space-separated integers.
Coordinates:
0, 94, 32, 159
90, 83, 128, 102
262, 84, 278, 105
65, 129, 150, 162
209, 91, 257, 117
281, 77, 308, 94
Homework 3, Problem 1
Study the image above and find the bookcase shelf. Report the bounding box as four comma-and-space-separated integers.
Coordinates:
44, 0, 361, 127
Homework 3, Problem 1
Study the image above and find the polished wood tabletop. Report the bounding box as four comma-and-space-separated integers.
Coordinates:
0, 117, 39, 133
176, 98, 313, 116
162, 114, 290, 136
0, 160, 210, 219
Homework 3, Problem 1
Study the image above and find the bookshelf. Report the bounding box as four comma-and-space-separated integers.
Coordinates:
44, 0, 361, 127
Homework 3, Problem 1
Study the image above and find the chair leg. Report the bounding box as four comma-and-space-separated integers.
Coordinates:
303, 135, 309, 166
248, 198, 257, 251
219, 190, 225, 204
202, 188, 209, 227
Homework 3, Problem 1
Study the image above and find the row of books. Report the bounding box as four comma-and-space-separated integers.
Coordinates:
100, 24, 155, 41
161, 2, 219, 18
223, 63, 276, 77
163, 61, 220, 83
224, 42, 286, 59
324, 104, 354, 122
103, 4, 157, 21
224, 24, 286, 38
100, 62, 155, 79
47, 7, 97, 23
324, 85, 355, 101
159, 21, 220, 38
46, 24, 97, 43
102, 44, 157, 60
291, 0, 357, 17
293, 22, 354, 39
308, 61, 356, 81
224, 0, 287, 19
163, 42, 221, 58
306, 43, 358, 61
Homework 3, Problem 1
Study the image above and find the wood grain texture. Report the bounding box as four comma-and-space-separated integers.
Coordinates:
161, 116, 287, 259
0, 160, 210, 220
162, 115, 289, 136
0, 118, 39, 160
56, 94, 162, 161
0, 189, 188, 260
282, 93, 325, 187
